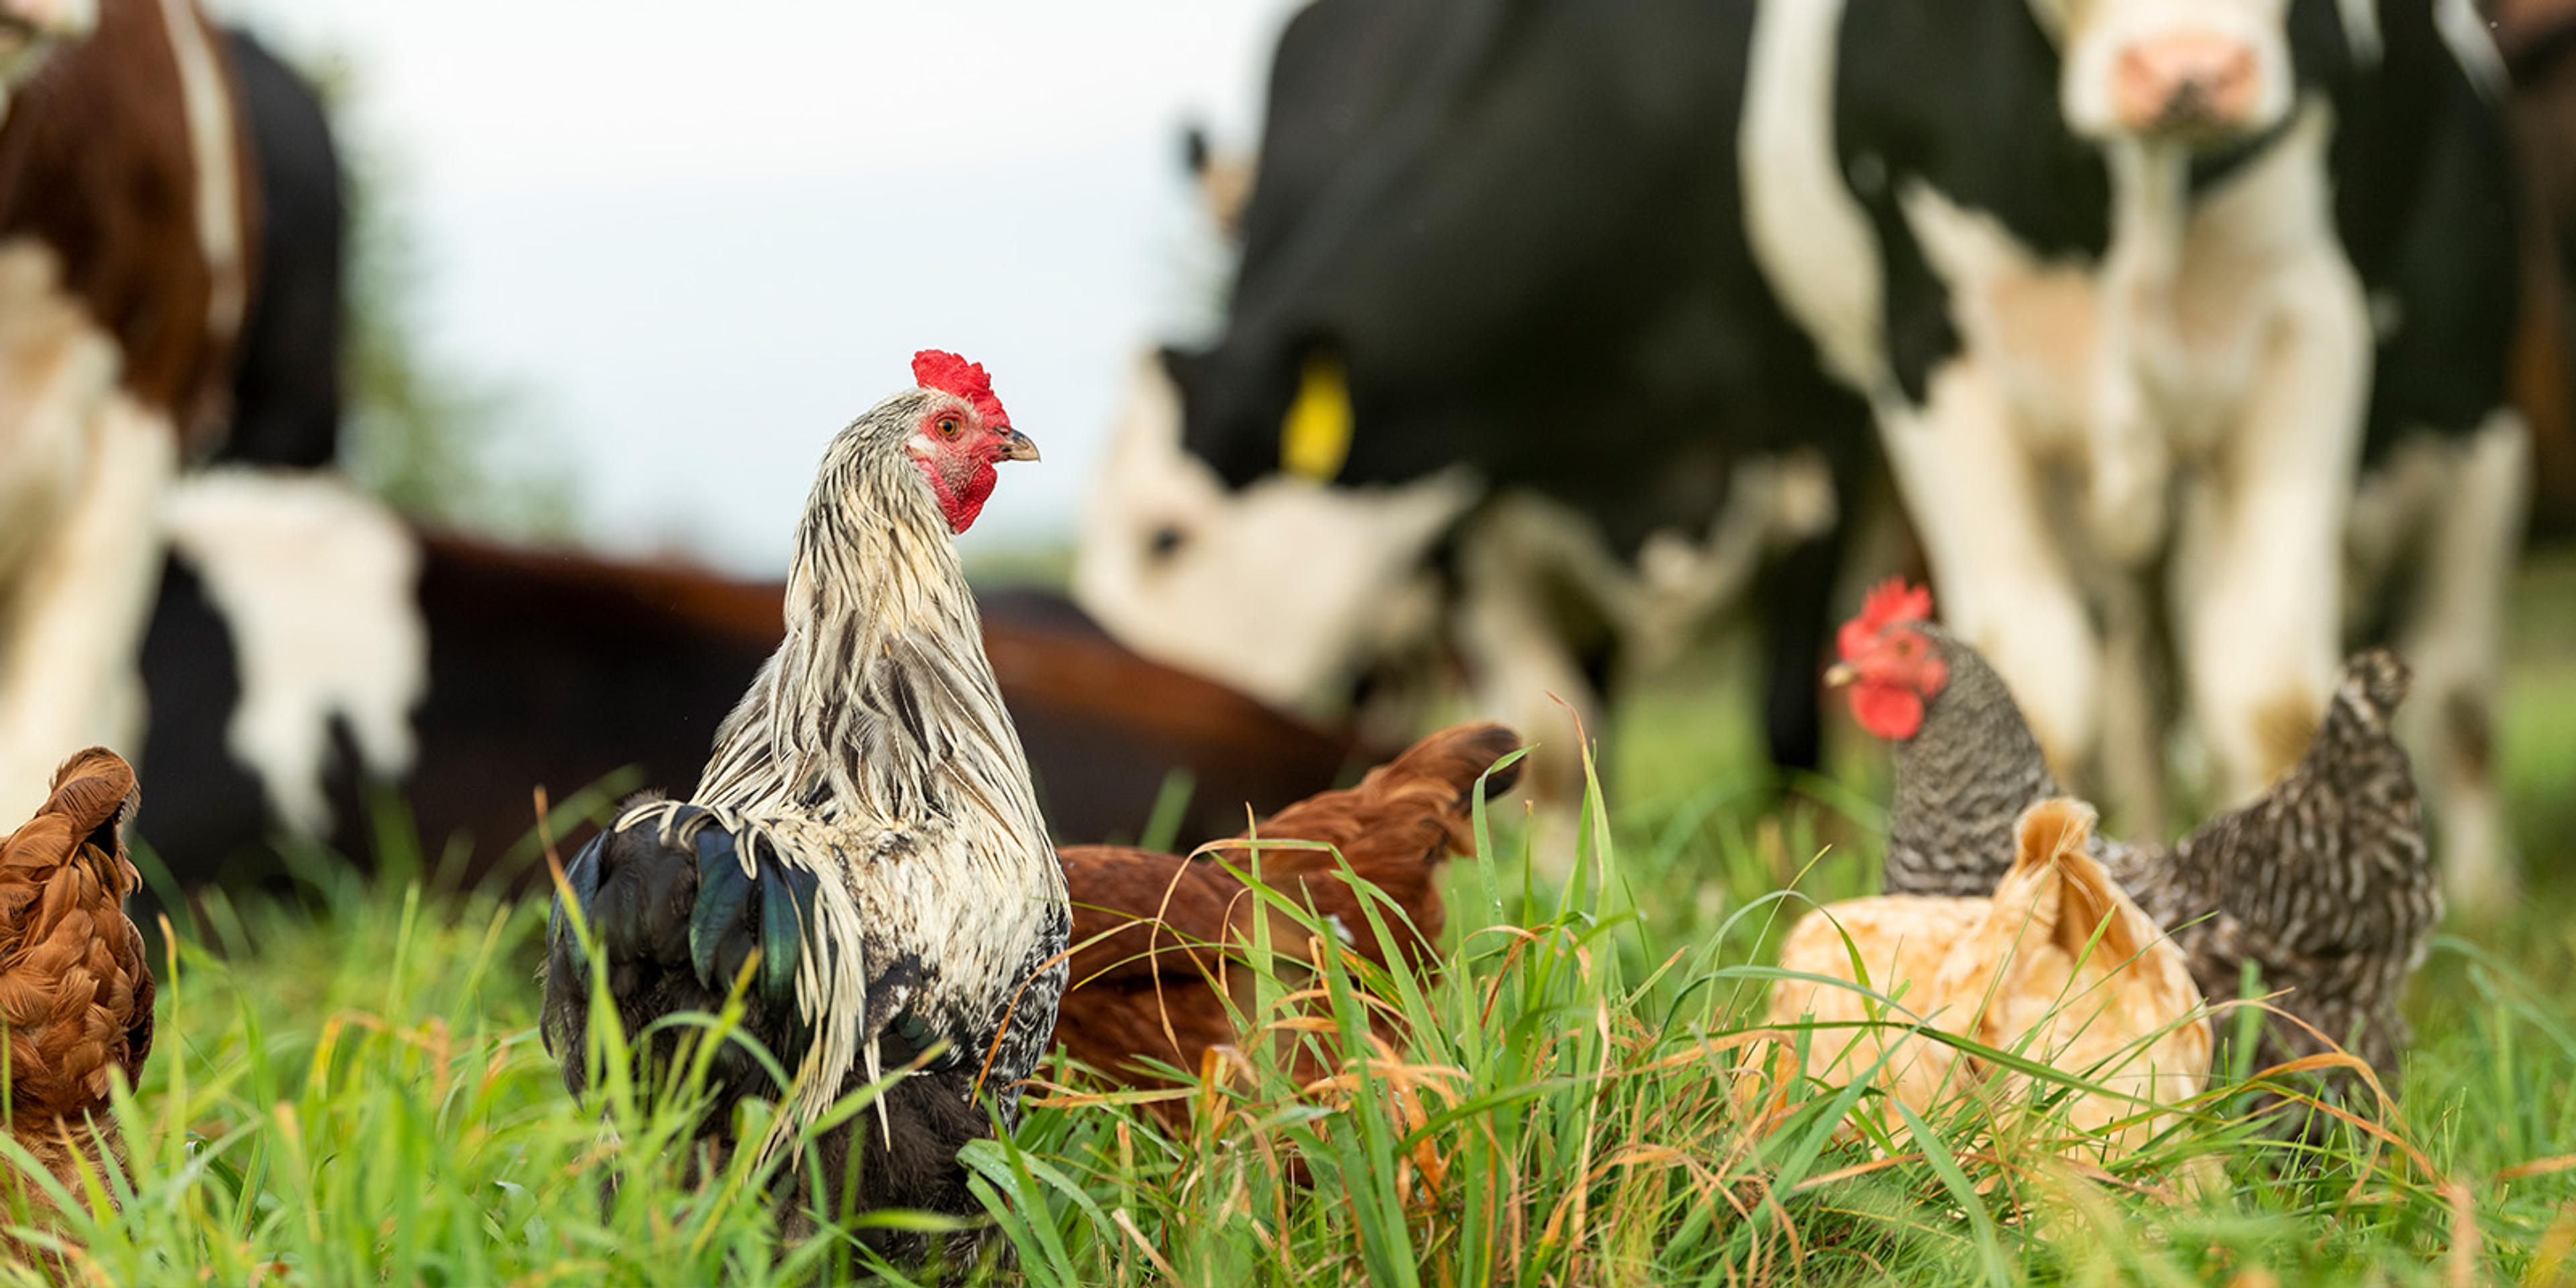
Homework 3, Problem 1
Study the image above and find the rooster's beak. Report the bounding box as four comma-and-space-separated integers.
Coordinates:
999, 429, 1040, 463
1823, 662, 1857, 688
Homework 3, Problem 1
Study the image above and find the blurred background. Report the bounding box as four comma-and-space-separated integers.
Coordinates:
6, 0, 2575, 918
223, 0, 1306, 566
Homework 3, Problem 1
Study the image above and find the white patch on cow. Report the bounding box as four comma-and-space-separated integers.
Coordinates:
2335, 0, 2382, 71
1880, 358, 2103, 773
1072, 352, 1475, 718
2085, 140, 2192, 564
155, 0, 246, 343
2365, 413, 2529, 914
0, 394, 179, 823
1741, 0, 1889, 396
0, 240, 166, 822
0, 242, 110, 575
164, 468, 427, 836
2166, 252, 2368, 801
2435, 0, 2510, 103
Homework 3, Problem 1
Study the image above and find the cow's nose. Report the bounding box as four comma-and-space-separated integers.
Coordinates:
2111, 32, 2261, 136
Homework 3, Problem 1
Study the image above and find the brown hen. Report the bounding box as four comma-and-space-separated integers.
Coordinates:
1055, 722, 1520, 1116
0, 748, 154, 1220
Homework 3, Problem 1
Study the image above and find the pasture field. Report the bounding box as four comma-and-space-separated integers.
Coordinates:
11, 559, 2576, 1287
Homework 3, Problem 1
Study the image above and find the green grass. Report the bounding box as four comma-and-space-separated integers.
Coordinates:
9, 562, 2576, 1285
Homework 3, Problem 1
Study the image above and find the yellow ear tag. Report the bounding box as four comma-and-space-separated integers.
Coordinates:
1279, 354, 1353, 482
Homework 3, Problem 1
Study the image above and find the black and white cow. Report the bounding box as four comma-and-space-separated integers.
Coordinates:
1079, 0, 1870, 808
1741, 0, 2527, 902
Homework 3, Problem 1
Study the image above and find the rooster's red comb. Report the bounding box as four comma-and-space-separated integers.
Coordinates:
912, 350, 1010, 429
1839, 579, 1934, 658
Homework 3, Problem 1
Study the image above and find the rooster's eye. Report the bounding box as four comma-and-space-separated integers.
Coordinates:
936, 415, 962, 437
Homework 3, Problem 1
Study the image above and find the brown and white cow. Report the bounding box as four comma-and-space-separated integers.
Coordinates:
0, 0, 253, 819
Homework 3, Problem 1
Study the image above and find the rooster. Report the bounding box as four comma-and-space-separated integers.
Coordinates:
1835, 582, 2436, 1088
539, 352, 1058, 1260
1768, 798, 2208, 1160
0, 749, 154, 1226
1053, 722, 1519, 1118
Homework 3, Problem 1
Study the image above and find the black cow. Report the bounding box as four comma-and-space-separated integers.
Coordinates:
1077, 0, 1871, 812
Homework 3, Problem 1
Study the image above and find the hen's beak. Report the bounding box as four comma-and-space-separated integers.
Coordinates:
999, 429, 1040, 463
1823, 662, 1857, 688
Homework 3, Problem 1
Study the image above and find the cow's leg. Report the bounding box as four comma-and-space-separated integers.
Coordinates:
2171, 253, 2370, 802
1754, 455, 1855, 779
0, 396, 180, 820
2394, 412, 2530, 916
1880, 359, 2099, 773
2094, 576, 2169, 838
1450, 500, 1611, 871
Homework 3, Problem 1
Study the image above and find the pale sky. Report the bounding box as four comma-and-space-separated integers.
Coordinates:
215, 1, 1302, 574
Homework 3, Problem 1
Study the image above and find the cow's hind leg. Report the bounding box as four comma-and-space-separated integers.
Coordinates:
2397, 412, 2530, 917
0, 396, 180, 820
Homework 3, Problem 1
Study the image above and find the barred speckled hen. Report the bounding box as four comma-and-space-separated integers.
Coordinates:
1825, 582, 2063, 898
1836, 582, 2437, 1093
2123, 651, 2435, 1078
539, 352, 1061, 1263
0, 749, 154, 1226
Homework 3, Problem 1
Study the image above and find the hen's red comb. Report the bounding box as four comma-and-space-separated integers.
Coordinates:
1859, 579, 1933, 631
1838, 578, 1934, 659
912, 350, 1011, 429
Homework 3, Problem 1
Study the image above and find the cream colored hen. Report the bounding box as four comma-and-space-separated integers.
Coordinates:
1767, 800, 2208, 1159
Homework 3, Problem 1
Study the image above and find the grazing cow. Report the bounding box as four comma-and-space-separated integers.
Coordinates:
134, 471, 1364, 898
1741, 0, 2526, 900
1079, 0, 1869, 808
0, 0, 255, 820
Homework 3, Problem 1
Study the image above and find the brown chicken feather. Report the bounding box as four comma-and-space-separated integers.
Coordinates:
1054, 722, 1521, 1116
0, 748, 154, 1220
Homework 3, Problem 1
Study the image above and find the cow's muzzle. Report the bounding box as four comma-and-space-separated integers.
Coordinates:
2110, 31, 2261, 136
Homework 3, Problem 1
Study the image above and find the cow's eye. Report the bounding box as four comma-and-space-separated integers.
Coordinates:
1148, 524, 1189, 561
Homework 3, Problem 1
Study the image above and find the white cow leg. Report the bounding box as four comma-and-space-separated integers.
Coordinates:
2396, 413, 2530, 918
2095, 580, 2169, 838
2174, 256, 2369, 803
1880, 359, 2101, 776
1451, 503, 1609, 876
0, 397, 178, 820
